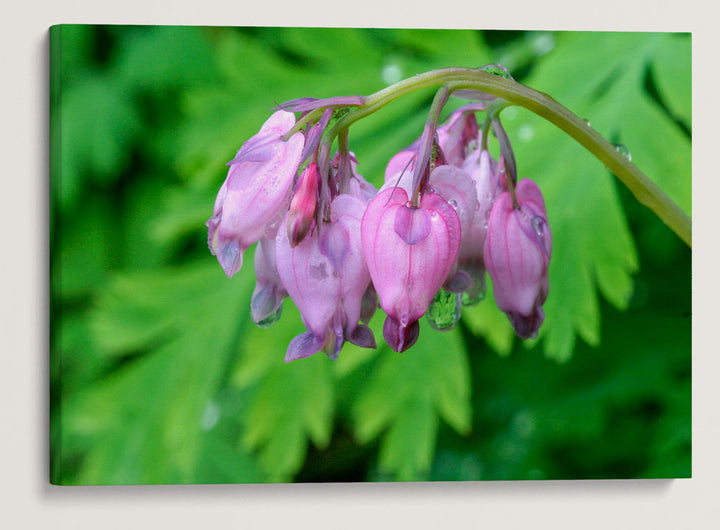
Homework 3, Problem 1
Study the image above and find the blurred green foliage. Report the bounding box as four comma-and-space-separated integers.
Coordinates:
50, 26, 691, 484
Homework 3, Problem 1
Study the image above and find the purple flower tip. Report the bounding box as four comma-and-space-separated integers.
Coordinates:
285, 331, 325, 362
250, 285, 282, 324
383, 316, 420, 353
349, 325, 377, 349
509, 307, 545, 340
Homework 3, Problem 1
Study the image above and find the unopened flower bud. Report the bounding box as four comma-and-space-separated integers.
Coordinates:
286, 162, 319, 247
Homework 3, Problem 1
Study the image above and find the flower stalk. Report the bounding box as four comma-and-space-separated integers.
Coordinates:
322, 68, 691, 247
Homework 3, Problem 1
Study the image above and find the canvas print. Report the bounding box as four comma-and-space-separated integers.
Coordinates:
50, 26, 691, 484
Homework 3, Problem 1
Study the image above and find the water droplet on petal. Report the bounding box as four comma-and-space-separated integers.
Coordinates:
426, 290, 461, 331
462, 276, 487, 306
530, 216, 551, 258
531, 216, 546, 236
255, 303, 283, 328
614, 143, 632, 161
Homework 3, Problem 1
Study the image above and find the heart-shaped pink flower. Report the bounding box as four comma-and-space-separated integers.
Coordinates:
276, 194, 375, 361
361, 187, 461, 351
484, 178, 552, 339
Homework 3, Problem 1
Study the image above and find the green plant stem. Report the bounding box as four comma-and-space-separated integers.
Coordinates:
324, 68, 691, 247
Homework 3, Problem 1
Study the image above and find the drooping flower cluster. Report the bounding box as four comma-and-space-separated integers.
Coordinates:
208, 87, 552, 362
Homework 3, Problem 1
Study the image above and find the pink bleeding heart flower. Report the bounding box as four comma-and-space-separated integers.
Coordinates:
448, 148, 505, 297
330, 151, 377, 203
384, 149, 417, 185
381, 149, 420, 199
462, 148, 505, 229
436, 110, 479, 167
286, 162, 319, 247
361, 187, 461, 352
207, 110, 305, 278
276, 194, 375, 362
347, 171, 377, 204
382, 161, 480, 293
483, 178, 552, 339
427, 164, 480, 293
250, 236, 287, 327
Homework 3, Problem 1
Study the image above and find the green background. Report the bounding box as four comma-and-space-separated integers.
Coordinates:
50, 26, 691, 484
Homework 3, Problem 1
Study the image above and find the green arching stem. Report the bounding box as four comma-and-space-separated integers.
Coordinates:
445, 75, 692, 247
319, 68, 691, 247
323, 68, 472, 140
